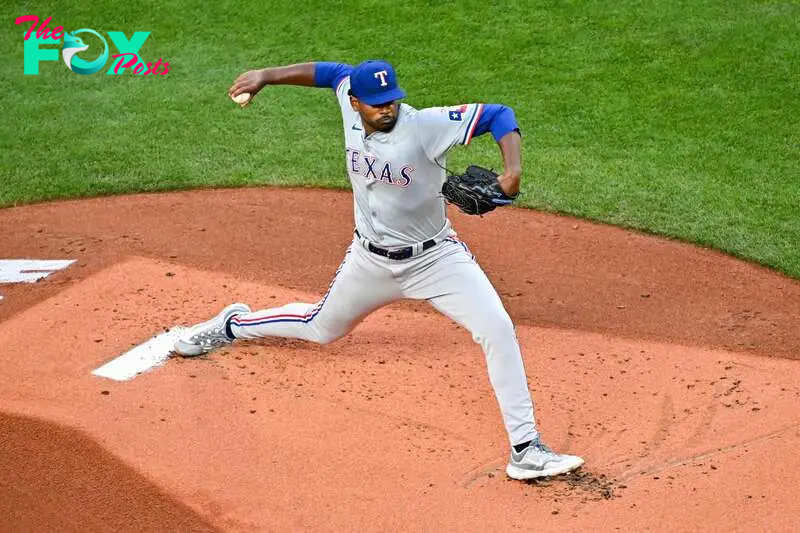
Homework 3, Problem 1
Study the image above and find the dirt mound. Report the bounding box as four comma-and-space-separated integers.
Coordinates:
0, 188, 799, 531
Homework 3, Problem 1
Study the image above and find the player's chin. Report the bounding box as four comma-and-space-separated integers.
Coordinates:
375, 118, 397, 132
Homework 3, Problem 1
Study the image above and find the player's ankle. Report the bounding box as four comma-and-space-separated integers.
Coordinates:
513, 440, 533, 453
224, 316, 239, 340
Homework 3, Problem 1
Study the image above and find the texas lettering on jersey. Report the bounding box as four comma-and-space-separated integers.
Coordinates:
345, 147, 414, 188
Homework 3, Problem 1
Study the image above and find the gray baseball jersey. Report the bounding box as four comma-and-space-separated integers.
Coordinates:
224, 62, 540, 451
335, 77, 485, 247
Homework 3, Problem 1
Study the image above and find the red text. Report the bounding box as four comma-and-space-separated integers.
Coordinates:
15, 15, 64, 41
110, 53, 170, 75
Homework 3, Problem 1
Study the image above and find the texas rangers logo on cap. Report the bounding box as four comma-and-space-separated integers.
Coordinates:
349, 59, 406, 105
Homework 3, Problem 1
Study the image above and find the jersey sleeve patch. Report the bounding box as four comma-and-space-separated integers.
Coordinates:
447, 104, 469, 121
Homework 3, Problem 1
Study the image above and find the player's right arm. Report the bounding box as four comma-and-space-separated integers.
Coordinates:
228, 62, 352, 100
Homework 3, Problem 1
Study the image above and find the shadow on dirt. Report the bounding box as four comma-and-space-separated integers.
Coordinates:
0, 411, 221, 533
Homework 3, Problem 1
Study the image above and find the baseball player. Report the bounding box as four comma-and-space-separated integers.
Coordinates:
175, 60, 584, 480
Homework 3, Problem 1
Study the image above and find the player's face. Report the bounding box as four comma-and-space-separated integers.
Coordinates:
351, 97, 399, 133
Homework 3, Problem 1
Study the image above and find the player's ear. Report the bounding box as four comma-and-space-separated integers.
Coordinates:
349, 94, 360, 113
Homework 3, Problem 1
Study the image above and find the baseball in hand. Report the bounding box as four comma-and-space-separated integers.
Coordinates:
231, 92, 251, 106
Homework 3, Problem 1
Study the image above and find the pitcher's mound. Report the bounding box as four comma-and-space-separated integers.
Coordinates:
0, 187, 798, 532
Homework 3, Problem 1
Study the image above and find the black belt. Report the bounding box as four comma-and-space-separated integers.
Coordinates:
355, 229, 437, 260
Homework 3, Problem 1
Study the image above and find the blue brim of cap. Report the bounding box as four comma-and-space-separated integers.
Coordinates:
358, 87, 406, 105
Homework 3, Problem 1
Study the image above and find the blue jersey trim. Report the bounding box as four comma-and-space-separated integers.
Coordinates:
472, 104, 520, 141
314, 62, 353, 91
462, 105, 483, 144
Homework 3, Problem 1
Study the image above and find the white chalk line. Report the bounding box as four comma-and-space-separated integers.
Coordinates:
0, 259, 76, 283
92, 327, 187, 381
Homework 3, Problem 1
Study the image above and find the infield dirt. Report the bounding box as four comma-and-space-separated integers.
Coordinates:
1, 188, 798, 532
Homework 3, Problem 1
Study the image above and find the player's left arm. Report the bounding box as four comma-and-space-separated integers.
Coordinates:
418, 103, 522, 196
471, 105, 522, 197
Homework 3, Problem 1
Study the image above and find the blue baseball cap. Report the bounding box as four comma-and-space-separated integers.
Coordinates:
349, 60, 406, 105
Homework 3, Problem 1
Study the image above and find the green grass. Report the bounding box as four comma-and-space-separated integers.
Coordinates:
2, 0, 799, 277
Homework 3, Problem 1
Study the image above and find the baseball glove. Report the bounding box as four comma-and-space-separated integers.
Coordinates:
441, 165, 516, 216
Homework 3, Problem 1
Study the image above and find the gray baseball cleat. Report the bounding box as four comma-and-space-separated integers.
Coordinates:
173, 303, 251, 357
506, 438, 585, 480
